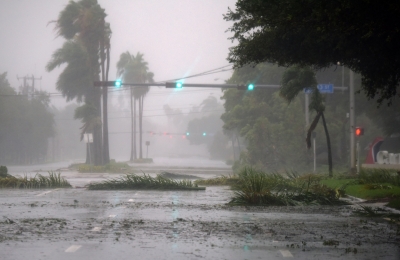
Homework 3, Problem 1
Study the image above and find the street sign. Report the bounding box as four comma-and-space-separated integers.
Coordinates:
304, 84, 334, 94
318, 84, 334, 93
84, 133, 93, 143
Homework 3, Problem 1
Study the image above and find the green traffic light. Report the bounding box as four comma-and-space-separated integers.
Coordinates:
203, 132, 206, 136
176, 82, 183, 88
248, 84, 254, 90
186, 132, 190, 136
115, 79, 122, 88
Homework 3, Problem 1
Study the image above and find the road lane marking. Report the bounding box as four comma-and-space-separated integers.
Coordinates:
279, 250, 293, 257
36, 188, 60, 197
65, 245, 81, 253
128, 199, 134, 202
91, 227, 102, 231
109, 214, 116, 218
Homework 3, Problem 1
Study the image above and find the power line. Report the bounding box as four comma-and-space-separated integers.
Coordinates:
54, 109, 224, 121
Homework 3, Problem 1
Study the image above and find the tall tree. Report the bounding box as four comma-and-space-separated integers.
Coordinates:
224, 0, 400, 104
0, 72, 54, 164
47, 0, 110, 165
280, 66, 333, 176
116, 52, 154, 160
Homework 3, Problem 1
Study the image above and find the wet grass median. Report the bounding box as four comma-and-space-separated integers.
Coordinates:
86, 173, 205, 190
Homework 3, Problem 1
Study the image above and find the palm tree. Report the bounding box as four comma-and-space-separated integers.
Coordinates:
100, 23, 112, 164
280, 66, 333, 176
74, 104, 101, 164
47, 0, 110, 165
116, 52, 154, 160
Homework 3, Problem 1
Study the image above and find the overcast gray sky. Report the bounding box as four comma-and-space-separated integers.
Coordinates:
0, 0, 236, 113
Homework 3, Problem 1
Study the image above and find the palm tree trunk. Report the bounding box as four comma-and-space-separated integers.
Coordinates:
139, 96, 143, 159
321, 112, 333, 176
101, 43, 110, 164
133, 98, 137, 160
130, 88, 134, 162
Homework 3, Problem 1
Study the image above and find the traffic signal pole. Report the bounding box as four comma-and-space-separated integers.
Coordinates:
94, 81, 349, 90
349, 70, 356, 173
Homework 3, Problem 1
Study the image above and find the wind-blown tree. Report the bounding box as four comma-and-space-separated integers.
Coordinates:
47, 0, 111, 165
280, 66, 333, 176
224, 0, 400, 105
116, 52, 154, 160
221, 63, 309, 170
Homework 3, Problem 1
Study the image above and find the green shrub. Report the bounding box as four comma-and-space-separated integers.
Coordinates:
229, 167, 345, 206
0, 166, 9, 178
0, 171, 71, 189
358, 168, 400, 186
86, 173, 205, 190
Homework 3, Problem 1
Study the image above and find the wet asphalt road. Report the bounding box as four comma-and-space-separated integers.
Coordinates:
0, 161, 399, 259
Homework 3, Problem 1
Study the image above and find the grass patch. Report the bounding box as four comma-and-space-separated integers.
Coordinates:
358, 168, 400, 186
0, 171, 71, 189
131, 158, 153, 163
71, 161, 132, 173
86, 173, 205, 190
229, 168, 345, 206
321, 169, 400, 200
195, 175, 240, 186
344, 184, 400, 199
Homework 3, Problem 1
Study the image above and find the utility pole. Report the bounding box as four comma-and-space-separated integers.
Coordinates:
17, 75, 42, 99
349, 70, 356, 173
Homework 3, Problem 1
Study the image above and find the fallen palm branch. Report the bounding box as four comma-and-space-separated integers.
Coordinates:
86, 173, 205, 190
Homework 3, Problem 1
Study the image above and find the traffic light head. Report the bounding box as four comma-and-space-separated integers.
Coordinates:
355, 127, 364, 136
203, 132, 207, 136
94, 80, 123, 87
166, 82, 183, 88
186, 132, 190, 136
237, 84, 255, 91
114, 79, 122, 88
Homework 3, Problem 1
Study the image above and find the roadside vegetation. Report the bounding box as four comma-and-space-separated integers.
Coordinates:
86, 173, 205, 191
70, 161, 132, 173
228, 168, 345, 206
321, 168, 400, 209
0, 168, 71, 189
198, 167, 400, 208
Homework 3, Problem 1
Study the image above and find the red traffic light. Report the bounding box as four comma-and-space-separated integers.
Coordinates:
355, 127, 364, 136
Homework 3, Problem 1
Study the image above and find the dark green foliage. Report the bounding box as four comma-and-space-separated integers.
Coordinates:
229, 167, 344, 206
86, 173, 205, 190
358, 169, 400, 186
225, 0, 400, 104
387, 198, 400, 210
0, 73, 54, 164
47, 0, 111, 165
0, 166, 8, 178
222, 64, 308, 170
0, 172, 71, 189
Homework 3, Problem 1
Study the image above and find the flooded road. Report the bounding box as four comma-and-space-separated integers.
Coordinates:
0, 187, 399, 259
0, 160, 399, 259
